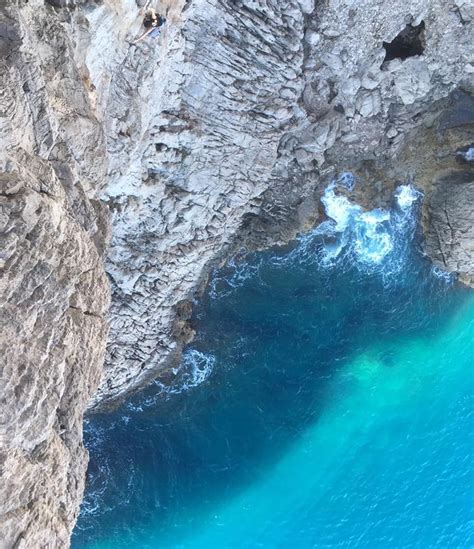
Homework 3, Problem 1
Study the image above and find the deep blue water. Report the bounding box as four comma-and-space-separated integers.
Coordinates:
73, 181, 474, 548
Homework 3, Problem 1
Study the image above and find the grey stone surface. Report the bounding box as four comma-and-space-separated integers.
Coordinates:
0, 1, 110, 546
426, 170, 474, 284
0, 0, 473, 546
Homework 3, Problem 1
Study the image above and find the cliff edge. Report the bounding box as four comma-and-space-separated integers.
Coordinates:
0, 0, 472, 546
0, 1, 110, 546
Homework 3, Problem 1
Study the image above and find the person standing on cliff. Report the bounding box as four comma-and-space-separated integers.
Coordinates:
134, 0, 166, 44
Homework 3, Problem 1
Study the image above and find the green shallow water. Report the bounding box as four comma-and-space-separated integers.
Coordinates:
74, 184, 474, 548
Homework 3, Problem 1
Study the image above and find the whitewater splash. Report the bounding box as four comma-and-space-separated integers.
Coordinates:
316, 179, 422, 269
177, 349, 215, 387
152, 349, 215, 395
458, 146, 474, 162
318, 182, 396, 265
208, 176, 425, 301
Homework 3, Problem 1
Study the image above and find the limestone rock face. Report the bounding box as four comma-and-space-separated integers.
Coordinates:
0, 1, 110, 546
77, 0, 472, 409
426, 170, 474, 284
0, 0, 473, 546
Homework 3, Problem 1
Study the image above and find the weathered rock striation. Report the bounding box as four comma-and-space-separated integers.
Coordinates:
80, 0, 473, 409
0, 1, 110, 546
0, 0, 473, 546
426, 168, 474, 285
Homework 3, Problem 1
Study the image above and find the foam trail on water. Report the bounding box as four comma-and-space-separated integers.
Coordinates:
119, 350, 217, 414
431, 265, 456, 286
151, 349, 215, 398
211, 177, 443, 291
209, 256, 263, 300
179, 349, 215, 387
76, 349, 216, 529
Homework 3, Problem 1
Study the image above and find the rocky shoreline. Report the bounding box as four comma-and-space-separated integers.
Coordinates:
92, 0, 474, 410
1, 0, 473, 546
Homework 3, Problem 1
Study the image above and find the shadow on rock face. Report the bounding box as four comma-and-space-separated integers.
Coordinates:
0, 8, 21, 58
438, 89, 474, 131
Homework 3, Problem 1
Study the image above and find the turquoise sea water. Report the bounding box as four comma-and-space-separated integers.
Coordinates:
73, 182, 474, 548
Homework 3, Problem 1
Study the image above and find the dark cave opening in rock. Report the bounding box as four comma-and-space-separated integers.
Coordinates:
382, 21, 426, 64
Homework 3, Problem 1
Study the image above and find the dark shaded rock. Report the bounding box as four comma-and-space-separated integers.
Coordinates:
425, 170, 474, 282
383, 21, 425, 63
438, 90, 474, 130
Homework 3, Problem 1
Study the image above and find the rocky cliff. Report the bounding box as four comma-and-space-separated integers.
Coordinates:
0, 0, 473, 546
0, 1, 110, 546
85, 0, 473, 409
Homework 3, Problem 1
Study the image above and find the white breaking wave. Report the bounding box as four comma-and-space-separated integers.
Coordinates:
318, 179, 411, 268
152, 349, 216, 398
353, 209, 393, 264
321, 183, 361, 232
267, 177, 423, 277
203, 175, 454, 300
395, 184, 422, 210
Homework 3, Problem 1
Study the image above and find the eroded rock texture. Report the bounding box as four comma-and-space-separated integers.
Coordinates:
0, 0, 473, 545
426, 170, 474, 284
0, 1, 110, 546
78, 0, 473, 408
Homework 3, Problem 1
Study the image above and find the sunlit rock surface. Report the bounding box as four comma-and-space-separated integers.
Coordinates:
81, 0, 473, 409
0, 0, 472, 545
0, 1, 110, 546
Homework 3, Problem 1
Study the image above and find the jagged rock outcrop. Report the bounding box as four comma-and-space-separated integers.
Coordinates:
0, 1, 110, 546
1, 0, 473, 546
77, 0, 473, 408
